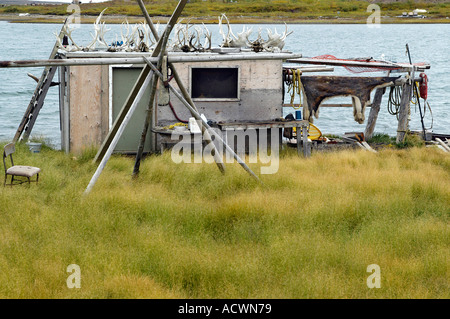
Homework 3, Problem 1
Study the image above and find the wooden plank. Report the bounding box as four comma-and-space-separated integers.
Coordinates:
361, 141, 377, 153
69, 65, 105, 154
396, 80, 413, 143
283, 103, 354, 108
287, 57, 413, 71
302, 124, 311, 157
364, 87, 386, 139
296, 125, 302, 156
0, 53, 302, 68
218, 120, 309, 130
435, 138, 450, 152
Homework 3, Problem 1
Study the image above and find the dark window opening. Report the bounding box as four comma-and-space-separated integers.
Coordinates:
191, 67, 239, 99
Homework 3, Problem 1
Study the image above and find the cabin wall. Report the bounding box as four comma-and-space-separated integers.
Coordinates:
156, 59, 283, 126
64, 57, 283, 154
68, 65, 109, 154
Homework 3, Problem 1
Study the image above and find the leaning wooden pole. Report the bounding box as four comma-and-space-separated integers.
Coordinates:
93, 0, 189, 163
136, 0, 226, 174
133, 28, 171, 176
93, 65, 152, 163
143, 58, 261, 183
84, 72, 154, 195
136, 0, 159, 43
364, 87, 386, 140
169, 84, 260, 183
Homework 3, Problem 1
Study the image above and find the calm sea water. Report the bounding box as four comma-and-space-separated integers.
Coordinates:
0, 21, 448, 149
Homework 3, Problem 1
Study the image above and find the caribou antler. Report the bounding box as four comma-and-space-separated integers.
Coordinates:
85, 8, 109, 51
189, 23, 212, 52
263, 23, 293, 52
171, 18, 194, 52
247, 28, 265, 52
56, 23, 82, 52
218, 13, 251, 48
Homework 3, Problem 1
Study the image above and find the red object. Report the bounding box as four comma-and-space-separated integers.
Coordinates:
419, 73, 428, 100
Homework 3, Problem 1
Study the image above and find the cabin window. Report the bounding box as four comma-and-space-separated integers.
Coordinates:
190, 67, 239, 101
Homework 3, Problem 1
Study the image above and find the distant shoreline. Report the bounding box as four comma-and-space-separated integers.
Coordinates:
1, 13, 449, 24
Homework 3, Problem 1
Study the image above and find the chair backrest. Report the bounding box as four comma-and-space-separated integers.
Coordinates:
4, 143, 15, 157
3, 143, 15, 172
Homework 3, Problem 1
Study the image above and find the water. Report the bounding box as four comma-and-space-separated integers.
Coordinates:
0, 21, 448, 149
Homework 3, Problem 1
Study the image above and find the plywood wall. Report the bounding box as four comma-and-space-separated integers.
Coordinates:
68, 65, 109, 154
157, 59, 283, 126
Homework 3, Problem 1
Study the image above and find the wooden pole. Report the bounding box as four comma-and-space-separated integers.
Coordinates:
435, 138, 450, 152
133, 27, 171, 176
93, 0, 189, 163
364, 87, 386, 140
133, 0, 225, 175
396, 79, 413, 143
302, 124, 311, 157
169, 83, 260, 183
133, 0, 225, 173
0, 53, 303, 68
84, 72, 154, 195
170, 64, 227, 173
144, 58, 228, 174
93, 65, 152, 162
136, 0, 159, 43
287, 57, 425, 72
144, 59, 261, 182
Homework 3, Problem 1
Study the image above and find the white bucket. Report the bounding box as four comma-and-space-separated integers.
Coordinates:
26, 142, 42, 153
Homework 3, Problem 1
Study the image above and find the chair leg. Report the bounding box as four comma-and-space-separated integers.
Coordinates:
11, 175, 14, 186
3, 174, 6, 187
36, 173, 39, 184
27, 177, 31, 185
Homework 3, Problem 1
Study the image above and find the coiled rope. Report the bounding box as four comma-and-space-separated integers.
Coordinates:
387, 82, 433, 129
285, 69, 303, 109
387, 85, 402, 119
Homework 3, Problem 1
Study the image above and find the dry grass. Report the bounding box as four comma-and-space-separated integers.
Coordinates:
0, 142, 448, 298
1, 0, 450, 24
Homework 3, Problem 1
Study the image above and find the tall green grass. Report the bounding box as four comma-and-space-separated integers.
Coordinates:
2, 0, 450, 22
0, 142, 448, 298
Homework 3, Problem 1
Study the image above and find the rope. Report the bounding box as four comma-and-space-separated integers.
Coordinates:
387, 85, 402, 119
285, 68, 303, 109
388, 81, 434, 130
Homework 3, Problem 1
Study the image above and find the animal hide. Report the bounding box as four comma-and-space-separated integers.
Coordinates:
300, 76, 399, 124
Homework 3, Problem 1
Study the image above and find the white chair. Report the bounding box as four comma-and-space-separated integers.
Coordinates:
3, 143, 40, 186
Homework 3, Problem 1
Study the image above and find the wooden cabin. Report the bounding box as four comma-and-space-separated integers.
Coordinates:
58, 51, 297, 154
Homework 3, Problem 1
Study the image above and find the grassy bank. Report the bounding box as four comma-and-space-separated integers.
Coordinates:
0, 0, 449, 24
0, 141, 448, 298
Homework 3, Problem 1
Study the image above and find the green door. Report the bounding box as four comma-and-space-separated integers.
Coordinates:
112, 67, 153, 153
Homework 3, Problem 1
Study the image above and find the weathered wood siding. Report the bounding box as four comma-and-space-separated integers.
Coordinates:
65, 58, 284, 153
68, 65, 109, 154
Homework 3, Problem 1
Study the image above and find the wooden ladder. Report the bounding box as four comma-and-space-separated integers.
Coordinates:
13, 19, 68, 143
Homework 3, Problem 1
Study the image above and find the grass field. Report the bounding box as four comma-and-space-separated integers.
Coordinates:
1, 0, 449, 24
0, 141, 448, 298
